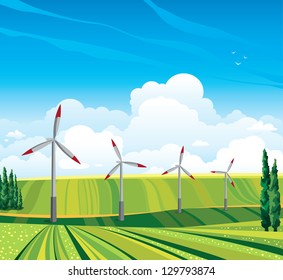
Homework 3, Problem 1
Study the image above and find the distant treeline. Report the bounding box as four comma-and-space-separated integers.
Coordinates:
0, 167, 23, 210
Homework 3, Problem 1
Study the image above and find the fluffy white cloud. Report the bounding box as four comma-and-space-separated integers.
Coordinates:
1, 73, 283, 177
247, 121, 277, 132
1, 153, 51, 178
130, 73, 221, 123
6, 130, 26, 140
192, 140, 209, 147
57, 125, 123, 175
123, 97, 200, 152
46, 99, 130, 131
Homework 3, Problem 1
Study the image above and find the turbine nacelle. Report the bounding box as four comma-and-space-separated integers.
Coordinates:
104, 139, 146, 180
21, 104, 80, 223
210, 158, 235, 187
162, 146, 195, 180
22, 105, 81, 165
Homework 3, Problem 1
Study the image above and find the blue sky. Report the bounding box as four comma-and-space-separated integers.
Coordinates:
0, 0, 282, 120
0, 0, 283, 177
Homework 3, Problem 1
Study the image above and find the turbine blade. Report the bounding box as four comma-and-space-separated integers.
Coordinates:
227, 173, 235, 187
111, 139, 122, 161
227, 158, 234, 172
53, 105, 61, 138
211, 171, 226, 174
180, 166, 195, 180
55, 141, 80, 164
161, 166, 178, 175
104, 163, 120, 180
123, 161, 147, 168
22, 140, 52, 156
179, 146, 184, 164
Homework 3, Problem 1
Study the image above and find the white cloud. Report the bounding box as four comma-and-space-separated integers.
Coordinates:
44, 99, 130, 131
130, 73, 221, 123
1, 153, 51, 178
6, 129, 26, 140
123, 97, 200, 152
223, 110, 247, 123
1, 73, 283, 177
57, 125, 123, 175
59, 159, 89, 170
247, 121, 277, 132
192, 140, 209, 147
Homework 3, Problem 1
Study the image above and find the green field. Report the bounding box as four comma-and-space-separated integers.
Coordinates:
1, 220, 282, 260
5, 174, 282, 216
0, 175, 282, 260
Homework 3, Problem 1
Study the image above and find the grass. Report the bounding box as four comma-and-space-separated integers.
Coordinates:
0, 175, 282, 260
1, 219, 282, 260
6, 174, 282, 217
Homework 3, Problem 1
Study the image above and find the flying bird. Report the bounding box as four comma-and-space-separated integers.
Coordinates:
235, 61, 241, 66
243, 55, 248, 59
231, 51, 236, 54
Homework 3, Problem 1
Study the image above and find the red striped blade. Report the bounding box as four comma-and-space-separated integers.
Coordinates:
227, 158, 234, 172
123, 161, 146, 168
104, 163, 120, 180
227, 173, 235, 187
22, 140, 52, 156
53, 105, 61, 138
111, 139, 122, 161
179, 146, 184, 164
211, 171, 226, 174
161, 166, 178, 175
180, 166, 195, 180
55, 140, 80, 164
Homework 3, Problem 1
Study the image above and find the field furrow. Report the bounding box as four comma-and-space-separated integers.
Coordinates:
123, 227, 273, 260
76, 226, 185, 260
67, 226, 132, 260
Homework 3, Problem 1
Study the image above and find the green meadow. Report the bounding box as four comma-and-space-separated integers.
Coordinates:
0, 174, 282, 260
10, 174, 274, 216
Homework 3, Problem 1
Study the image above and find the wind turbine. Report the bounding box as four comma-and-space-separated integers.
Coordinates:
162, 146, 195, 213
211, 159, 235, 211
22, 105, 81, 223
104, 139, 146, 221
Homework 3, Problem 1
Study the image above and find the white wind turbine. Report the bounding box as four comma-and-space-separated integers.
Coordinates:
22, 105, 81, 223
211, 159, 235, 211
162, 146, 195, 213
104, 139, 146, 221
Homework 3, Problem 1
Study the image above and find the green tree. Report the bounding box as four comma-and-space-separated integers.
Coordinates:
0, 175, 2, 209
13, 175, 19, 210
1, 167, 9, 210
269, 159, 281, 231
8, 169, 15, 209
260, 149, 271, 231
17, 187, 23, 210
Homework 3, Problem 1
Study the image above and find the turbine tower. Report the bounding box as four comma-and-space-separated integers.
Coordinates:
104, 139, 146, 221
211, 159, 235, 211
162, 146, 195, 213
22, 105, 81, 223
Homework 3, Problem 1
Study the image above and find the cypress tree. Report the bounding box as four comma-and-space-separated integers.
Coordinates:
260, 149, 271, 231
17, 188, 23, 210
0, 175, 2, 209
8, 169, 15, 209
13, 175, 19, 210
269, 159, 281, 232
1, 167, 9, 210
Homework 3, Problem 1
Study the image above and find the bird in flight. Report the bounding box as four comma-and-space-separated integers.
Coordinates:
235, 61, 241, 66
243, 55, 248, 59
231, 51, 236, 54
